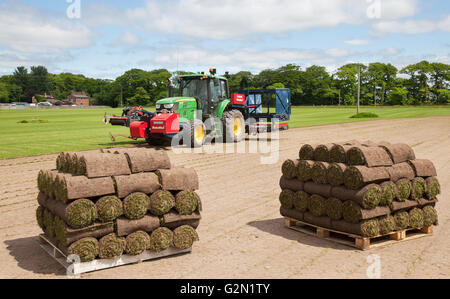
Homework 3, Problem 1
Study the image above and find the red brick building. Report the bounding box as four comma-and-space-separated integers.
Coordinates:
68, 91, 90, 106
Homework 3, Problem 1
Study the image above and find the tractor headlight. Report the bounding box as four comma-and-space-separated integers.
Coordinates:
156, 104, 161, 109
164, 104, 174, 109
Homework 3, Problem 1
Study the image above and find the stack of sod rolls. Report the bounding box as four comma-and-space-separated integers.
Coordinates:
36, 148, 201, 262
279, 140, 440, 238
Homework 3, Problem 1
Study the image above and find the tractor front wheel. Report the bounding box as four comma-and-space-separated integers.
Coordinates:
222, 110, 245, 143
184, 119, 206, 148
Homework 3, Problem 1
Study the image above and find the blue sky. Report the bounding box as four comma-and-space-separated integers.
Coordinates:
0, 0, 448, 79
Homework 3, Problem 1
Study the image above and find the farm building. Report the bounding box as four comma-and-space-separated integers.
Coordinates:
67, 91, 90, 106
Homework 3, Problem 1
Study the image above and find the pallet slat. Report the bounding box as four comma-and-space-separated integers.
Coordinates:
284, 217, 433, 250
39, 234, 192, 275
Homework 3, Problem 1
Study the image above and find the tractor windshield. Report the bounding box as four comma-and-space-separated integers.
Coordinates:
180, 78, 208, 101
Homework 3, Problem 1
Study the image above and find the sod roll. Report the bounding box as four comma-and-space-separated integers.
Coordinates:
43, 208, 55, 238
293, 191, 310, 213
297, 160, 314, 182
331, 219, 380, 237
279, 176, 304, 192
425, 177, 441, 199
149, 227, 173, 252
313, 144, 334, 162
423, 206, 438, 226
331, 184, 381, 210
304, 212, 331, 228
390, 200, 418, 212
149, 190, 176, 216
162, 212, 201, 230
409, 208, 424, 229
67, 237, 99, 262
280, 206, 304, 221
56, 174, 115, 203
114, 172, 161, 199
175, 190, 201, 215
96, 196, 123, 223
344, 166, 389, 190
380, 143, 415, 164
346, 146, 393, 167
36, 206, 45, 231
396, 178, 412, 202
342, 200, 390, 224
379, 181, 397, 206
114, 148, 171, 173
304, 182, 331, 198
173, 225, 199, 250
54, 218, 114, 247
327, 163, 347, 187
99, 233, 126, 259
408, 159, 438, 178
386, 162, 415, 182
115, 215, 160, 237
123, 192, 150, 220
308, 194, 327, 217
417, 198, 438, 207
76, 152, 131, 178
125, 231, 151, 255
282, 159, 300, 180
329, 144, 352, 164
325, 197, 343, 221
279, 190, 295, 210
157, 168, 199, 191
379, 215, 396, 235
311, 161, 329, 185
299, 144, 316, 161
393, 211, 409, 230
411, 177, 426, 201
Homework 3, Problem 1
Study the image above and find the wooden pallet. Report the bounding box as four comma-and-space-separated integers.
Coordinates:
39, 234, 192, 275
284, 218, 433, 250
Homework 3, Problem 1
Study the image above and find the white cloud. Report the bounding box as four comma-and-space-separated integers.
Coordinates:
379, 47, 401, 56
345, 39, 369, 46
0, 1, 95, 54
119, 32, 141, 45
371, 14, 450, 36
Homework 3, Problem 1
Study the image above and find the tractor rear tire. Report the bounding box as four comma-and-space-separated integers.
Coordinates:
222, 110, 245, 143
183, 119, 206, 148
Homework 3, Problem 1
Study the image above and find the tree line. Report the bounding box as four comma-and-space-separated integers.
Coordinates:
0, 61, 448, 106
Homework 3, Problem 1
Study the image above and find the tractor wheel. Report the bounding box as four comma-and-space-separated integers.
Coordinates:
222, 110, 245, 143
146, 136, 165, 146
184, 119, 206, 148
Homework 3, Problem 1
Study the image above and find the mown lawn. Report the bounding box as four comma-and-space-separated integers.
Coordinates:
0, 106, 449, 159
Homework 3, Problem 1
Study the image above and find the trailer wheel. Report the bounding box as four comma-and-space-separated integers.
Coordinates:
146, 135, 165, 146
183, 119, 206, 148
222, 110, 245, 143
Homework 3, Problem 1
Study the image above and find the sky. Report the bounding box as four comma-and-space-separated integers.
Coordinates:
0, 0, 448, 79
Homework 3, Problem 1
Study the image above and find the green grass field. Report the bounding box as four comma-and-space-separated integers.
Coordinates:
0, 106, 449, 159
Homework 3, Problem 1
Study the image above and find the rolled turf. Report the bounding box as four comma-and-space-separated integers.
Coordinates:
114, 172, 161, 199
297, 160, 314, 182
282, 159, 300, 180
175, 191, 200, 215
56, 174, 115, 203
279, 177, 304, 192
380, 181, 396, 206
342, 200, 390, 224
327, 163, 347, 187
66, 199, 97, 229
380, 143, 415, 164
36, 206, 44, 231
408, 159, 437, 178
125, 231, 151, 255
173, 225, 199, 250
299, 144, 316, 160
43, 209, 55, 238
331, 219, 380, 237
304, 212, 331, 228
116, 215, 160, 236
346, 146, 393, 167
425, 177, 441, 199
313, 144, 334, 162
304, 182, 331, 198
157, 168, 199, 191
149, 190, 176, 216
308, 194, 327, 217
123, 192, 150, 220
280, 206, 304, 221
162, 212, 201, 230
394, 211, 410, 230
114, 148, 171, 173
311, 162, 329, 185
390, 200, 418, 212
149, 227, 173, 252
54, 217, 114, 246
409, 208, 424, 229
411, 177, 426, 201
76, 152, 131, 178
96, 196, 123, 223
396, 179, 412, 202
329, 144, 352, 163
99, 233, 126, 259
67, 237, 99, 262
331, 184, 381, 210
343, 166, 389, 190
423, 206, 438, 226
379, 215, 396, 235
293, 191, 310, 213
386, 162, 416, 182
279, 190, 295, 209
325, 197, 343, 220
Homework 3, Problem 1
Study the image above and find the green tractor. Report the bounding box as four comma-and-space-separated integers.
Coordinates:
108, 69, 291, 147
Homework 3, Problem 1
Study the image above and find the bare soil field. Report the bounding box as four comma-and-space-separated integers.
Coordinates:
1, 116, 449, 279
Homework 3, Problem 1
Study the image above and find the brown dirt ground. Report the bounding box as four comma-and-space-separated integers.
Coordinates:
0, 116, 449, 279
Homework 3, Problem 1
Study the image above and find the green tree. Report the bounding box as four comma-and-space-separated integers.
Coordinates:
0, 82, 9, 103
127, 87, 150, 106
